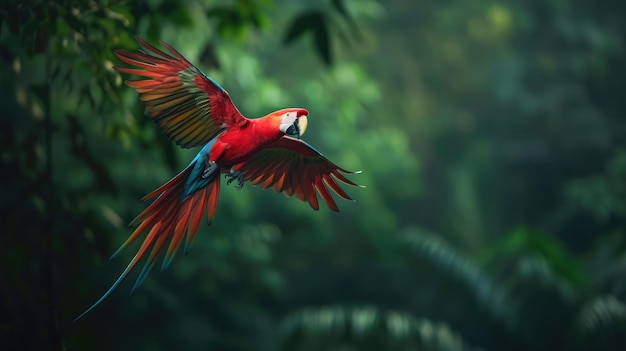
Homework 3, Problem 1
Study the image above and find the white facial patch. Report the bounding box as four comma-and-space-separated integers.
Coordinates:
279, 112, 298, 134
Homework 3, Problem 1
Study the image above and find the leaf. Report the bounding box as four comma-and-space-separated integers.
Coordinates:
330, 0, 360, 35
283, 11, 333, 65
283, 11, 321, 45
313, 18, 332, 65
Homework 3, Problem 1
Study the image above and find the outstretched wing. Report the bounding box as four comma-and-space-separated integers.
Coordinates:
114, 37, 247, 148
238, 137, 361, 211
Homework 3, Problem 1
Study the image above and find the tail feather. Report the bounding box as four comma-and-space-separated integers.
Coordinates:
207, 179, 220, 224
132, 211, 178, 292
181, 187, 207, 257
161, 183, 211, 270
186, 178, 220, 254
75, 163, 220, 321
165, 196, 195, 261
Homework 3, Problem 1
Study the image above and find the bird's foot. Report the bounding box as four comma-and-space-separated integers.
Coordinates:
202, 160, 218, 179
226, 170, 244, 190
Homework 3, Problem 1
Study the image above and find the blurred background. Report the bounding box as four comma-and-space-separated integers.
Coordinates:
2, 0, 626, 350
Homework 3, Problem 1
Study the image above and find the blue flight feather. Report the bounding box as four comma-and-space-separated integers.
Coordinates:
74, 256, 137, 321
181, 138, 217, 200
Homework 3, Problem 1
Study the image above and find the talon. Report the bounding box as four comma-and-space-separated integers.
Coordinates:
202, 161, 218, 179
226, 170, 244, 190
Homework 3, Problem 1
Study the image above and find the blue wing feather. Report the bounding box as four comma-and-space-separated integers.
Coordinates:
181, 137, 218, 199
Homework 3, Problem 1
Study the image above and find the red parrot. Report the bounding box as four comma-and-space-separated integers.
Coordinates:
75, 38, 360, 320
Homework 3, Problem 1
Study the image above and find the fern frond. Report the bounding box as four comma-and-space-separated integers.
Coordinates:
576, 295, 626, 349
280, 305, 482, 351
401, 228, 515, 330
579, 295, 626, 335
515, 253, 577, 300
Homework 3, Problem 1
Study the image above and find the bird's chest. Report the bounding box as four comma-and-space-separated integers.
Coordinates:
214, 127, 281, 165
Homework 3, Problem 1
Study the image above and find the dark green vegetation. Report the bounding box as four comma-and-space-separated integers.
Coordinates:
2, 0, 626, 350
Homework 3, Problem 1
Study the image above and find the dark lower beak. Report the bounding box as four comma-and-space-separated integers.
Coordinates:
285, 122, 300, 138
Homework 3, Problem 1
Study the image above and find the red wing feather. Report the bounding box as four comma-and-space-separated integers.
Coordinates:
114, 37, 248, 148
238, 137, 360, 211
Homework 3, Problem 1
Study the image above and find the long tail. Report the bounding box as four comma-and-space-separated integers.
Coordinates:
75, 158, 220, 320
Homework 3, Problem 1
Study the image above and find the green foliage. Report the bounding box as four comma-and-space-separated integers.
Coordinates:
566, 150, 626, 222
403, 228, 515, 331
281, 306, 481, 351
282, 0, 361, 65
284, 10, 333, 65
2, 0, 626, 350
207, 0, 272, 40
579, 295, 626, 342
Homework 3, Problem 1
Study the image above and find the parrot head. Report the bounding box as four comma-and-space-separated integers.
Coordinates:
278, 108, 308, 139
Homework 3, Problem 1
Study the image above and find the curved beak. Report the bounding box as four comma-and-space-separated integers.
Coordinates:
298, 115, 308, 137
285, 114, 309, 138
286, 115, 308, 138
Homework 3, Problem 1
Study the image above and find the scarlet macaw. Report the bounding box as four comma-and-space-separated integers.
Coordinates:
76, 38, 360, 319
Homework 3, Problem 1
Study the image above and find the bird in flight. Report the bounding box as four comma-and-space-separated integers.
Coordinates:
76, 38, 361, 320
